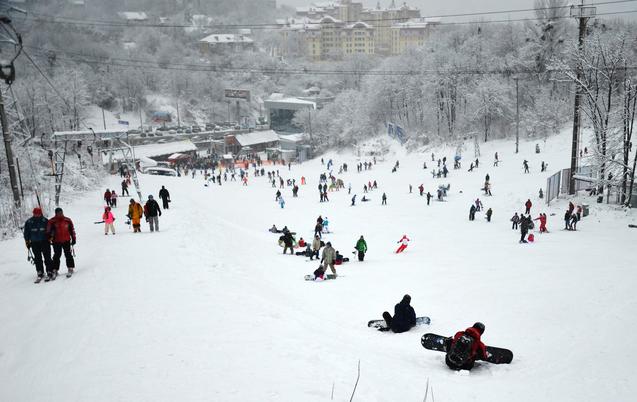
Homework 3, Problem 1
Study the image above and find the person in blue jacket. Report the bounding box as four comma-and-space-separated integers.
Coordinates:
382, 294, 417, 333
23, 207, 53, 280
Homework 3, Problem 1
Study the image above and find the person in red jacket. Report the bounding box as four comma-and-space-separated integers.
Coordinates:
524, 199, 532, 214
445, 322, 487, 370
47, 207, 76, 277
535, 213, 548, 233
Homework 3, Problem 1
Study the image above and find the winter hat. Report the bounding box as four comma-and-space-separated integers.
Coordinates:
402, 294, 411, 304
473, 322, 485, 334
326, 242, 332, 246
148, 195, 154, 200
130, 199, 135, 203
32, 207, 42, 216
54, 207, 63, 215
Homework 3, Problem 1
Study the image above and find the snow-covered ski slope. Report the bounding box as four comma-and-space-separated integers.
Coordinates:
1, 131, 635, 402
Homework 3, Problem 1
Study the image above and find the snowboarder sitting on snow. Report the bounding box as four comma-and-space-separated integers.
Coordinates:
296, 243, 312, 257
313, 265, 326, 280
445, 322, 487, 371
361, 196, 370, 202
269, 224, 280, 233
381, 294, 417, 333
298, 237, 306, 248
334, 251, 349, 265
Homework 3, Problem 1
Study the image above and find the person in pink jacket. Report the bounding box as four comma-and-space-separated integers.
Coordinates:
103, 206, 115, 235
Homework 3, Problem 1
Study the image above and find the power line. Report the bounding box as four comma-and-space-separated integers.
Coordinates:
18, 0, 637, 30
24, 46, 637, 77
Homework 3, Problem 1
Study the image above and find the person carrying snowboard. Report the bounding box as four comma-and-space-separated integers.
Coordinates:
144, 195, 162, 232
355, 235, 367, 261
158, 186, 171, 209
24, 207, 53, 281
396, 235, 410, 253
47, 207, 76, 278
127, 199, 144, 233
102, 206, 115, 235
445, 322, 487, 371
381, 294, 417, 333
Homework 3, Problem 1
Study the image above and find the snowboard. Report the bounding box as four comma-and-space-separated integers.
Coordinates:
421, 333, 513, 364
368, 316, 431, 330
304, 274, 337, 281
629, 224, 637, 228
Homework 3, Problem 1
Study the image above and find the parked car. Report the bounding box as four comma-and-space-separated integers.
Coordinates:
155, 131, 163, 136
140, 133, 147, 138
143, 167, 177, 176
168, 129, 177, 135
156, 126, 170, 131
205, 123, 215, 131
185, 128, 192, 134
192, 126, 201, 133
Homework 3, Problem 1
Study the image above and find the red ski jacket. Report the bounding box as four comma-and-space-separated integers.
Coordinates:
47, 216, 76, 244
452, 327, 487, 361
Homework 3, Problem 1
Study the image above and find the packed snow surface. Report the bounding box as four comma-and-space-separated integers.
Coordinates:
0, 131, 635, 402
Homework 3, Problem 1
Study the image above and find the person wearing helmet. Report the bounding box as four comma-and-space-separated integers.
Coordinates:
445, 322, 488, 370
144, 195, 162, 232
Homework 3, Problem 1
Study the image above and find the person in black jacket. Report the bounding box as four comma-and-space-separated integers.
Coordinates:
144, 195, 162, 232
158, 186, 170, 209
382, 294, 417, 333
281, 231, 295, 255
520, 215, 530, 243
23, 207, 53, 280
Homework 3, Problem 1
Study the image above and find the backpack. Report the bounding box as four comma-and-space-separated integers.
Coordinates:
448, 333, 474, 366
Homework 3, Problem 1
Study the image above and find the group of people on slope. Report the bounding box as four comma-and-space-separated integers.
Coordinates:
23, 207, 77, 281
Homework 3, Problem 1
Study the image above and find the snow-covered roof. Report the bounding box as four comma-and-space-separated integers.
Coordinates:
118, 12, 148, 21
234, 130, 280, 147
123, 140, 197, 160
264, 93, 317, 110
279, 133, 309, 143
199, 34, 254, 44
346, 21, 372, 29
392, 19, 430, 29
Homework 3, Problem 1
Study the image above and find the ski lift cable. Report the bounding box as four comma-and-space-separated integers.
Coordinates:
20, 0, 637, 29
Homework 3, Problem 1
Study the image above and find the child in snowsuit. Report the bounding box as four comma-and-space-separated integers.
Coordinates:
103, 206, 115, 235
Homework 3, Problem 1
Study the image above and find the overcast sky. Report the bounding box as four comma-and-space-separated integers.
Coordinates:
279, 0, 637, 21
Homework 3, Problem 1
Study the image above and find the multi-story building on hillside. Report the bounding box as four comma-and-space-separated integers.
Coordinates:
279, 0, 430, 60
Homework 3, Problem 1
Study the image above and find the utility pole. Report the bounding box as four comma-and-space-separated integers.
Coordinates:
176, 99, 181, 128
569, 1, 596, 195
514, 77, 519, 154
0, 86, 21, 207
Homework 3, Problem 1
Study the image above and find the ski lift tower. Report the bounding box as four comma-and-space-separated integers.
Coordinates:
51, 128, 143, 206
568, 1, 596, 194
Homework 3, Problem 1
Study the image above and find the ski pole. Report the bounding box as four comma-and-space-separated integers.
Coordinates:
71, 245, 76, 257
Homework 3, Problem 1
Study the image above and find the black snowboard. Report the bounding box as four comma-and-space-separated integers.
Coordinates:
421, 333, 513, 364
368, 316, 431, 330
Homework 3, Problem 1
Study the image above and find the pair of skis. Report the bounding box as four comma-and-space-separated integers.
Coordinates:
34, 271, 73, 284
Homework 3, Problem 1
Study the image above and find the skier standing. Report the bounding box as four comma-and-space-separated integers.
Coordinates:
47, 208, 76, 278
382, 294, 416, 333
158, 186, 171, 209
382, 193, 387, 205
445, 322, 487, 371
23, 208, 53, 281
121, 180, 129, 196
110, 190, 118, 208
103, 206, 115, 235
104, 189, 112, 206
355, 235, 367, 261
144, 195, 162, 232
127, 199, 144, 233
525, 199, 532, 215
486, 208, 493, 222
282, 231, 295, 255
426, 192, 432, 205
